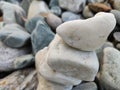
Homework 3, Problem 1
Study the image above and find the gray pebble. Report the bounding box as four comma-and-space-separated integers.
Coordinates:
31, 20, 55, 54
0, 24, 30, 48
62, 11, 80, 22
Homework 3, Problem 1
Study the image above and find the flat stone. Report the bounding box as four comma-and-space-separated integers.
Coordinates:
28, 0, 50, 19
62, 11, 80, 22
110, 10, 120, 26
31, 20, 55, 54
47, 35, 99, 81
0, 69, 37, 90
72, 82, 97, 90
0, 1, 26, 26
50, 6, 62, 16
82, 6, 94, 18
37, 74, 73, 90
99, 47, 120, 90
35, 47, 81, 85
0, 41, 31, 71
45, 13, 62, 30
13, 54, 34, 69
57, 12, 116, 51
59, 0, 86, 13
88, 3, 111, 13
0, 24, 30, 48
25, 16, 45, 33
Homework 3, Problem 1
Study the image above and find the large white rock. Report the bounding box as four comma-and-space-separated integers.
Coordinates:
47, 35, 99, 81
59, 0, 86, 13
28, 1, 50, 19
99, 47, 120, 90
35, 47, 81, 86
57, 12, 116, 51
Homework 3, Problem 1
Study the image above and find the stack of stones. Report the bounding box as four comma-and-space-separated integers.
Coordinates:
35, 12, 116, 90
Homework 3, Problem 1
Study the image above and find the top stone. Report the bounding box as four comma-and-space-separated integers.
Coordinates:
57, 12, 116, 51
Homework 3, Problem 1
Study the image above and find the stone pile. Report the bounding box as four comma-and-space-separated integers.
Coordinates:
35, 12, 116, 90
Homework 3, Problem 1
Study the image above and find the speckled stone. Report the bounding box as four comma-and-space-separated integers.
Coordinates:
99, 47, 120, 90
0, 41, 31, 71
0, 69, 37, 90
31, 20, 55, 54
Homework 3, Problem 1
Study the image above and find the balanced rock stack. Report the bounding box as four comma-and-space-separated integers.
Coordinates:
35, 12, 116, 90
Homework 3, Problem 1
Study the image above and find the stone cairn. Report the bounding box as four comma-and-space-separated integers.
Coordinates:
35, 12, 116, 90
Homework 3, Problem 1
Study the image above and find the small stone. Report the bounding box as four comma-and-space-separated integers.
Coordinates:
50, 6, 62, 16
57, 12, 116, 51
110, 10, 120, 26
113, 32, 120, 43
0, 1, 26, 26
99, 47, 120, 90
47, 35, 99, 81
13, 54, 34, 69
25, 16, 45, 33
28, 0, 50, 19
35, 47, 81, 85
49, 0, 59, 7
37, 74, 73, 90
82, 6, 94, 18
72, 82, 97, 90
116, 43, 120, 49
108, 0, 120, 11
62, 11, 80, 22
0, 41, 31, 71
0, 24, 30, 48
31, 20, 55, 54
45, 13, 62, 30
0, 69, 37, 90
88, 3, 111, 13
59, 0, 86, 13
